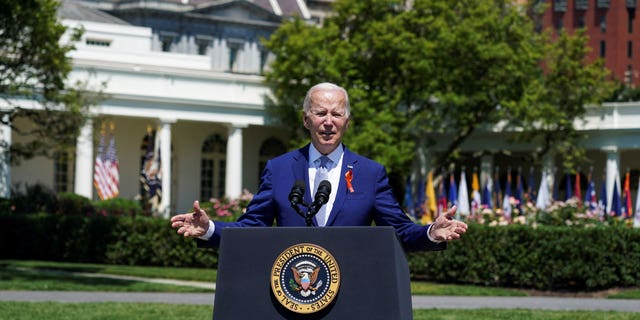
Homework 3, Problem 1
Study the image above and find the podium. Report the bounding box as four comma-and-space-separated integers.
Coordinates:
212, 227, 413, 319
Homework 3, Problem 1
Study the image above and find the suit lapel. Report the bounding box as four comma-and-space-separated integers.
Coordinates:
292, 145, 312, 205
292, 145, 316, 226
325, 147, 358, 226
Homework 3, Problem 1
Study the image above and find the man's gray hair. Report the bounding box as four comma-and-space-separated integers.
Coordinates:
302, 82, 350, 117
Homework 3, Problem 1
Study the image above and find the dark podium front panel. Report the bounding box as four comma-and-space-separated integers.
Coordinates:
213, 227, 413, 320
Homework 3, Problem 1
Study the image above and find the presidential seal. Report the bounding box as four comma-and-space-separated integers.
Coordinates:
270, 243, 340, 314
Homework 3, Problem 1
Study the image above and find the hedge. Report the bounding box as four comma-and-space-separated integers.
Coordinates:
0, 214, 217, 268
1, 214, 639, 291
407, 224, 640, 291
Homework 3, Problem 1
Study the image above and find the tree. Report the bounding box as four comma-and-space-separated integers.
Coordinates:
0, 0, 103, 165
263, 0, 614, 178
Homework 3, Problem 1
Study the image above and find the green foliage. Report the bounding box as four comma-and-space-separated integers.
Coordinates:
55, 192, 94, 216
7, 183, 57, 214
1, 0, 104, 164
105, 216, 217, 268
94, 198, 144, 217
263, 0, 615, 176
408, 224, 640, 291
0, 302, 215, 319
1, 207, 639, 291
5, 183, 143, 217
199, 189, 254, 222
470, 196, 632, 228
0, 213, 218, 268
608, 83, 640, 102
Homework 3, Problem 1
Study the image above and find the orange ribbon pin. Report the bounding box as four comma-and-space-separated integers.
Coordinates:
345, 168, 354, 193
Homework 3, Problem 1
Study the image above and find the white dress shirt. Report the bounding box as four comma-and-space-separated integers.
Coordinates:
308, 144, 344, 226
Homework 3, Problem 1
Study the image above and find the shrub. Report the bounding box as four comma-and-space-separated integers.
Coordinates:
105, 216, 217, 267
407, 224, 640, 291
55, 192, 94, 215
94, 198, 144, 217
201, 189, 253, 222
9, 183, 57, 214
466, 196, 633, 228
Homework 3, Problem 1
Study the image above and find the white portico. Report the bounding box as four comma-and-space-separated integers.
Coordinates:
66, 19, 279, 215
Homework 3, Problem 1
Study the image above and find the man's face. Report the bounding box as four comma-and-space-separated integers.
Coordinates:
303, 88, 350, 155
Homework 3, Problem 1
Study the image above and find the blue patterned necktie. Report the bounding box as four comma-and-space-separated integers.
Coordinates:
314, 156, 331, 225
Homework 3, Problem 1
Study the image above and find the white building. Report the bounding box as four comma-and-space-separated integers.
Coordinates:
3, 0, 313, 215
3, 0, 640, 216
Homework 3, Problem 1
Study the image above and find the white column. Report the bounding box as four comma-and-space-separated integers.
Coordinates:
159, 119, 174, 217
604, 146, 620, 214
74, 119, 93, 199
540, 153, 555, 199
0, 115, 11, 198
225, 124, 246, 199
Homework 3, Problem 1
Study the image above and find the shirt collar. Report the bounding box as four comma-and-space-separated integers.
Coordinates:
309, 144, 343, 167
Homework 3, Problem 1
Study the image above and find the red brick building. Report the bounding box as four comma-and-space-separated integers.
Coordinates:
541, 0, 639, 85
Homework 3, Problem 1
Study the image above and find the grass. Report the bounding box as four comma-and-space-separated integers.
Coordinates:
1, 260, 639, 299
0, 260, 216, 282
609, 289, 640, 299
411, 281, 527, 296
0, 302, 638, 320
1, 260, 528, 296
0, 261, 212, 292
0, 302, 212, 320
0, 260, 638, 319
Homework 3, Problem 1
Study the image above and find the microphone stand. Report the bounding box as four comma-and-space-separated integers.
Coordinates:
291, 202, 317, 227
289, 180, 330, 227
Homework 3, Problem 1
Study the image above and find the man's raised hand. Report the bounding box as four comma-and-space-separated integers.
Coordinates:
170, 200, 210, 238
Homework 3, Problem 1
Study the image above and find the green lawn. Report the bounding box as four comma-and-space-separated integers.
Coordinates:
1, 260, 639, 299
0, 261, 212, 292
0, 302, 638, 320
0, 260, 216, 282
1, 260, 638, 319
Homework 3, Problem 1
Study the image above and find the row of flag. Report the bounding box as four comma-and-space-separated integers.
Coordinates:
404, 168, 640, 227
93, 124, 162, 213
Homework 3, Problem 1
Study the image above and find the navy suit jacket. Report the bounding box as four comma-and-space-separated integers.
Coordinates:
206, 144, 445, 251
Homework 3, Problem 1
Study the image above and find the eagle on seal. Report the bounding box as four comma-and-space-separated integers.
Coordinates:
292, 266, 321, 297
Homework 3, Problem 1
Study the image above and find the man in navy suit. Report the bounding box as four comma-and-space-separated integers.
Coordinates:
171, 82, 467, 250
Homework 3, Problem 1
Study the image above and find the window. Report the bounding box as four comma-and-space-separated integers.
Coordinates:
575, 0, 588, 10
600, 40, 606, 57
259, 49, 269, 75
227, 38, 244, 72
629, 41, 633, 58
576, 15, 585, 29
86, 38, 111, 47
229, 47, 239, 71
629, 9, 636, 33
258, 138, 286, 184
200, 134, 226, 200
553, 0, 567, 12
554, 15, 564, 30
599, 14, 607, 33
54, 151, 73, 193
195, 36, 212, 56
160, 35, 175, 52
197, 40, 209, 55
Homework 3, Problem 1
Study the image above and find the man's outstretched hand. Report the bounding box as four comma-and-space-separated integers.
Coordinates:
429, 206, 468, 242
170, 200, 210, 238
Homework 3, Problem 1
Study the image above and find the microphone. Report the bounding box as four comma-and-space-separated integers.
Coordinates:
289, 180, 306, 207
311, 180, 332, 211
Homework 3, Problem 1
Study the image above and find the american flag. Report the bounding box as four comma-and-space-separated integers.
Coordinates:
94, 131, 120, 200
